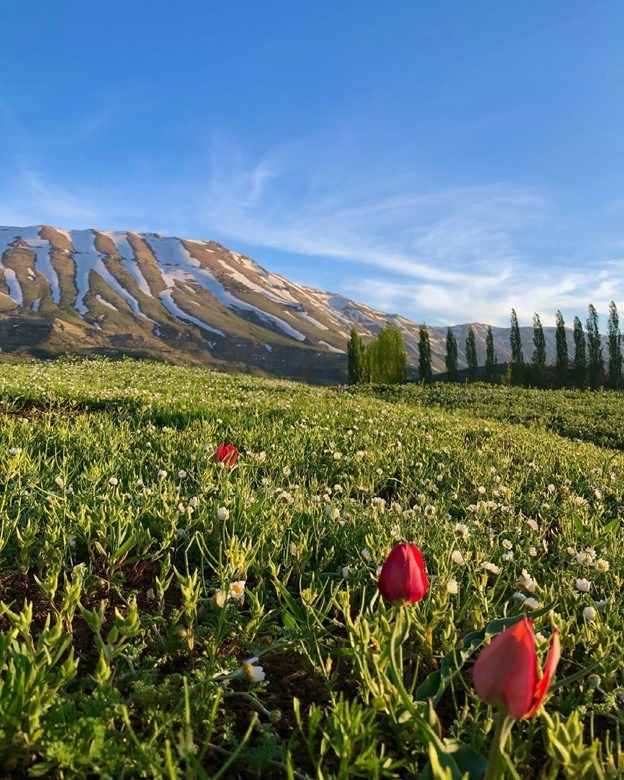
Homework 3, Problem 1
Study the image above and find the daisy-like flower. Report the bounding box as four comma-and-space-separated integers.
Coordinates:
583, 606, 597, 621
523, 597, 539, 610
178, 469, 187, 479
243, 660, 266, 683
107, 476, 117, 487
446, 579, 459, 595
575, 578, 591, 593
217, 507, 230, 521
157, 469, 168, 479
229, 580, 246, 602
455, 523, 469, 539
213, 590, 227, 608
576, 551, 592, 566
594, 559, 609, 573
451, 550, 465, 566
517, 569, 537, 594
482, 562, 501, 575
526, 518, 539, 532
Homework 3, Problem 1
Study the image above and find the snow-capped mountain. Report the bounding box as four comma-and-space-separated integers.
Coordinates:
0, 225, 569, 380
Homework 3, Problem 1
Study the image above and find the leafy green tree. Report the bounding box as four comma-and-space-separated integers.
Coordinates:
418, 324, 432, 383
573, 316, 587, 390
367, 323, 407, 384
607, 300, 622, 390
586, 303, 604, 390
509, 309, 524, 384
555, 310, 568, 387
445, 327, 458, 382
485, 325, 497, 383
465, 327, 478, 382
531, 313, 546, 386
347, 328, 364, 384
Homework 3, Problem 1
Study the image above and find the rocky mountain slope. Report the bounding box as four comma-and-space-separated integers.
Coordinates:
0, 225, 574, 381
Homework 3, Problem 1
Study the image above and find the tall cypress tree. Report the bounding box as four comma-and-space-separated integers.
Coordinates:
531, 313, 546, 386
465, 327, 478, 382
371, 323, 407, 384
485, 325, 497, 383
347, 328, 364, 384
607, 300, 622, 390
418, 324, 432, 383
573, 316, 587, 390
445, 327, 458, 382
509, 309, 524, 384
555, 310, 568, 388
586, 303, 603, 390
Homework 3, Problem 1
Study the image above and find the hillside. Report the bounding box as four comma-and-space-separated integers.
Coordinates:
0, 225, 575, 380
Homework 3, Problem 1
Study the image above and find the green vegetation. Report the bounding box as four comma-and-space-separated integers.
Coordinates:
0, 359, 621, 777
348, 324, 407, 385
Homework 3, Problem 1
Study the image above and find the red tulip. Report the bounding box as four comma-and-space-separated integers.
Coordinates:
377, 542, 429, 605
473, 617, 560, 719
215, 443, 239, 468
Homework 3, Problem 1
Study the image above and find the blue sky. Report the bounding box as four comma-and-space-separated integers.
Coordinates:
1, 1, 623, 327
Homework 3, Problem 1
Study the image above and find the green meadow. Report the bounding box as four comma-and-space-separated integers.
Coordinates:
0, 359, 621, 778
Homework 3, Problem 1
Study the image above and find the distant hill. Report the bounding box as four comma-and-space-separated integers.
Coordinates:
0, 224, 583, 381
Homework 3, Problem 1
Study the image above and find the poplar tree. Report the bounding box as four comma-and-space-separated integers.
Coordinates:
532, 313, 546, 386
509, 309, 524, 384
368, 324, 407, 384
607, 300, 622, 390
573, 316, 587, 390
445, 327, 458, 382
485, 325, 497, 383
465, 326, 478, 382
347, 328, 364, 384
555, 310, 568, 387
586, 303, 603, 390
418, 324, 432, 383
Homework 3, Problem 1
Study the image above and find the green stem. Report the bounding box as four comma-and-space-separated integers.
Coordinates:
484, 713, 515, 780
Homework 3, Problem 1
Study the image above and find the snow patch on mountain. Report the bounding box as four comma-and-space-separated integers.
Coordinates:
146, 237, 306, 342
158, 289, 225, 336
105, 231, 153, 297
0, 226, 61, 304
70, 229, 147, 318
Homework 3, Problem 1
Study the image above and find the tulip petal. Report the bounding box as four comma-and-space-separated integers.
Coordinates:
473, 617, 537, 719
377, 543, 428, 605
524, 629, 561, 718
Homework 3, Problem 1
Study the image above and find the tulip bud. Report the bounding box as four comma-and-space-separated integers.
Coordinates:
215, 443, 239, 468
473, 616, 560, 719
377, 542, 428, 605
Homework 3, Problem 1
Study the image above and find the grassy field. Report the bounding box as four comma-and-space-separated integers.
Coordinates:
0, 358, 621, 778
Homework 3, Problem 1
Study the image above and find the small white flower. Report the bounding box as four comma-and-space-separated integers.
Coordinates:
157, 469, 167, 479
341, 565, 349, 579
455, 523, 469, 539
446, 579, 459, 595
594, 558, 609, 573
575, 578, 591, 593
177, 502, 186, 513
361, 548, 371, 561
108, 477, 118, 486
512, 591, 527, 602
583, 606, 597, 621
213, 590, 227, 608
482, 562, 501, 575
188, 496, 198, 508
451, 550, 465, 566
135, 478, 144, 488
243, 662, 266, 683
526, 518, 539, 532
523, 597, 539, 610
501, 539, 513, 550
178, 469, 187, 479
9, 447, 22, 456
502, 551, 514, 562
217, 507, 230, 521
54, 476, 64, 489
517, 569, 537, 593
528, 546, 538, 557
229, 580, 246, 602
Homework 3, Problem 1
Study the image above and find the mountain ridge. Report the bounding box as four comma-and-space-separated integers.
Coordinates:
0, 224, 577, 381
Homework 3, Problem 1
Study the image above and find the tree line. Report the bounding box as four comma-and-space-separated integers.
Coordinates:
347, 301, 624, 390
